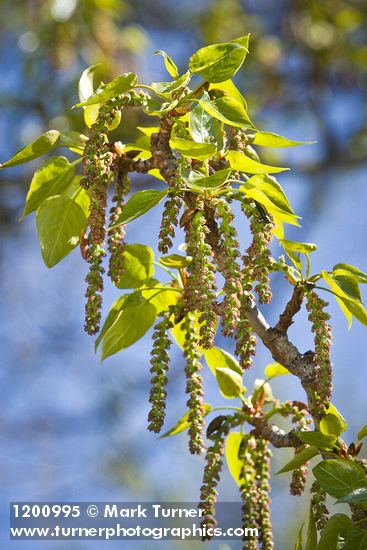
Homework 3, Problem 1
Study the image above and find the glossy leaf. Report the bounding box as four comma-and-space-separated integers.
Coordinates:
198, 97, 253, 128
204, 347, 243, 376
252, 131, 315, 148
297, 431, 336, 450
159, 254, 190, 269
189, 93, 224, 149
319, 404, 347, 437
336, 481, 367, 505
316, 514, 351, 550
151, 72, 190, 98
101, 295, 156, 360
169, 137, 217, 160
322, 270, 367, 328
36, 195, 87, 268
111, 189, 168, 227
312, 459, 366, 498
74, 73, 137, 107
277, 446, 318, 474
208, 79, 247, 107
225, 432, 245, 486
153, 50, 179, 78
215, 367, 245, 399
189, 38, 249, 83
0, 130, 60, 169
227, 149, 289, 174
160, 404, 212, 438
281, 240, 317, 255
115, 244, 154, 289
22, 156, 75, 218
322, 270, 353, 327
183, 168, 231, 191
264, 361, 289, 379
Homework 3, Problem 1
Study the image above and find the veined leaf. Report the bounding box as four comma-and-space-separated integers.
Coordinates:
189, 93, 223, 149
0, 130, 60, 169
319, 403, 347, 438
208, 79, 247, 107
140, 284, 180, 315
297, 431, 336, 450
336, 482, 367, 505
22, 156, 75, 218
183, 168, 231, 191
277, 446, 318, 474
153, 50, 179, 78
189, 38, 249, 83
204, 347, 242, 376
227, 149, 289, 174
73, 73, 137, 107
169, 137, 217, 160
239, 183, 299, 226
198, 97, 253, 128
115, 244, 154, 289
251, 131, 315, 148
312, 459, 366, 498
225, 432, 245, 486
36, 195, 87, 268
316, 514, 351, 550
111, 189, 168, 227
160, 404, 212, 438
151, 72, 190, 98
215, 367, 245, 399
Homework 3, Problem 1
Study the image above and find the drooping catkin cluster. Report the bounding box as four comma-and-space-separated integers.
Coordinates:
306, 290, 333, 416
84, 244, 106, 335
290, 447, 309, 496
107, 173, 130, 284
239, 435, 260, 550
255, 438, 274, 550
310, 481, 329, 530
158, 191, 183, 254
242, 201, 274, 304
147, 311, 173, 433
215, 198, 243, 337
184, 204, 217, 349
182, 312, 206, 454
199, 419, 230, 538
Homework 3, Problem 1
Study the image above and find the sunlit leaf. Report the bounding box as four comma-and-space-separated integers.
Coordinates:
189, 38, 249, 83
160, 404, 212, 438
111, 189, 168, 227
169, 137, 217, 160
115, 244, 154, 289
225, 432, 245, 486
153, 50, 179, 78
227, 149, 289, 174
251, 131, 315, 148
0, 130, 60, 169
74, 73, 137, 107
264, 361, 290, 379
198, 97, 253, 128
277, 446, 318, 474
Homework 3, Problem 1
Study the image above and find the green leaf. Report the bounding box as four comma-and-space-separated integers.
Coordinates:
153, 50, 179, 78
264, 361, 289, 379
160, 404, 212, 438
111, 189, 168, 227
305, 505, 317, 550
151, 72, 190, 98
198, 97, 253, 128
95, 295, 127, 350
189, 39, 248, 83
115, 244, 154, 289
208, 79, 247, 107
189, 94, 224, 149
225, 432, 245, 486
336, 481, 367, 505
343, 526, 367, 550
171, 312, 209, 352
297, 431, 336, 450
140, 284, 180, 315
316, 514, 351, 550
204, 347, 242, 376
78, 64, 100, 103
59, 131, 88, 153
312, 459, 366, 498
322, 270, 367, 328
101, 295, 156, 360
277, 446, 318, 474
73, 73, 137, 107
21, 156, 75, 218
0, 130, 60, 169
322, 270, 353, 327
251, 131, 315, 148
358, 424, 367, 441
183, 168, 232, 191
281, 240, 317, 255
215, 367, 245, 399
320, 403, 347, 438
169, 137, 217, 160
227, 149, 289, 174
333, 263, 367, 284
159, 254, 190, 269
295, 523, 304, 550
36, 195, 87, 268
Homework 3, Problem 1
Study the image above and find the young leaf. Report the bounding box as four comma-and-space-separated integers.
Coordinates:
153, 50, 179, 78
264, 361, 289, 379
188, 94, 223, 149
169, 137, 217, 160
208, 79, 247, 107
0, 130, 60, 169
204, 347, 243, 376
312, 459, 366, 498
101, 296, 156, 360
319, 403, 347, 438
36, 195, 87, 268
160, 404, 212, 438
281, 240, 317, 255
251, 131, 315, 148
110, 189, 168, 227
333, 263, 367, 284
21, 156, 75, 218
189, 39, 248, 83
198, 97, 253, 128
316, 514, 351, 550
358, 424, 367, 441
215, 367, 245, 399
59, 131, 88, 154
297, 431, 336, 450
305, 505, 317, 550
336, 481, 367, 505
140, 285, 180, 315
277, 446, 319, 474
115, 244, 154, 289
183, 168, 232, 191
159, 254, 190, 269
95, 295, 127, 350
322, 270, 367, 327
73, 73, 137, 107
227, 149, 289, 174
225, 432, 245, 486
151, 72, 190, 98
78, 64, 100, 103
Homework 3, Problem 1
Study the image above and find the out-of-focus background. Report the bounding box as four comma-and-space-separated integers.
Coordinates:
1, 1, 366, 548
